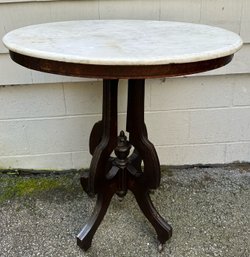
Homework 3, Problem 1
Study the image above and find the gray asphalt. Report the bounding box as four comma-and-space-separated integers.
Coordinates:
0, 165, 249, 257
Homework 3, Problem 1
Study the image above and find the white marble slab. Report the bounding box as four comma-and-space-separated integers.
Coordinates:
2, 20, 243, 65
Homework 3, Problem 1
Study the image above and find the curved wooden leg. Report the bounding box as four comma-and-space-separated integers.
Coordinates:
89, 120, 103, 156
129, 178, 172, 244
127, 79, 160, 189
81, 79, 118, 195
126, 79, 172, 246
77, 182, 117, 251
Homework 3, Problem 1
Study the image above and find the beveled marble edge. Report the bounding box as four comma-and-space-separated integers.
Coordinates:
2, 20, 243, 66
4, 40, 242, 66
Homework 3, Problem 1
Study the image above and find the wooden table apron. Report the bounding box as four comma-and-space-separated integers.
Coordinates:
10, 51, 233, 79
9, 51, 234, 251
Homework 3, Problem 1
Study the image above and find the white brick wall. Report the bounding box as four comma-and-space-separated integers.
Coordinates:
149, 75, 250, 165
0, 0, 250, 170
1, 75, 250, 169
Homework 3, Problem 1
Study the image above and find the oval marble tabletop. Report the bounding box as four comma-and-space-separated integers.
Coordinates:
3, 20, 242, 66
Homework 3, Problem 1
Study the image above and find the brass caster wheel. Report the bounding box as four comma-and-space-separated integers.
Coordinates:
158, 243, 164, 253
117, 196, 124, 202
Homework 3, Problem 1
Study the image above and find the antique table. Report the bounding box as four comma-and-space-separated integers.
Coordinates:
3, 20, 242, 251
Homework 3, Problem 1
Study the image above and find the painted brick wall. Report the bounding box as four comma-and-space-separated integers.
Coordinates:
0, 0, 250, 169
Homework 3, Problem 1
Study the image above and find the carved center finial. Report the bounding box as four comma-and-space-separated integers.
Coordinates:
114, 130, 131, 162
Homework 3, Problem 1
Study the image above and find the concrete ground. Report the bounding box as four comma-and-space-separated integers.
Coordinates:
0, 165, 249, 257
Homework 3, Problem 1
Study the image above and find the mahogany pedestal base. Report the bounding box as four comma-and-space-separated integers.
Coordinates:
77, 79, 172, 251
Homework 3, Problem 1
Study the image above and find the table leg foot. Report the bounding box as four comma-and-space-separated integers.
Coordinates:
77, 183, 116, 251
129, 178, 172, 245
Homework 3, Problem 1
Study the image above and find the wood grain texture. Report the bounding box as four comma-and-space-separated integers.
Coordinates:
8, 51, 234, 79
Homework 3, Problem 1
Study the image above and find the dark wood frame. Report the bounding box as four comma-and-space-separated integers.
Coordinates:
10, 51, 233, 79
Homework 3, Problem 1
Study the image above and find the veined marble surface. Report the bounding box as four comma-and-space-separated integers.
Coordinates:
3, 20, 243, 65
